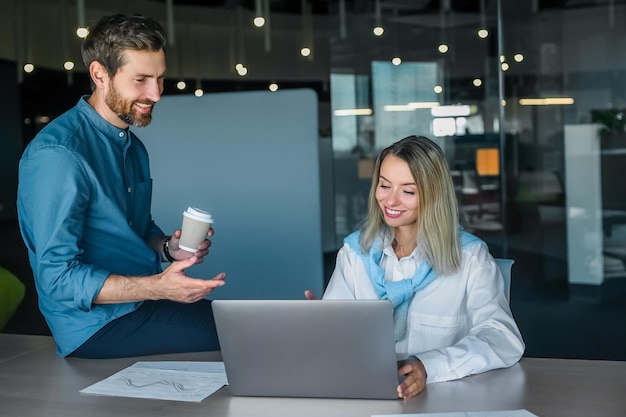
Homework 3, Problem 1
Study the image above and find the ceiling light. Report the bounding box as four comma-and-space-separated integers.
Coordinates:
334, 109, 373, 116
384, 105, 414, 112
519, 98, 575, 106
431, 105, 475, 117
76, 27, 88, 38
408, 102, 440, 109
438, 44, 449, 54
373, 0, 383, 37
478, 29, 489, 38
254, 0, 265, 27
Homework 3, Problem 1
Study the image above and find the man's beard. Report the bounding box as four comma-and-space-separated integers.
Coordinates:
105, 81, 154, 127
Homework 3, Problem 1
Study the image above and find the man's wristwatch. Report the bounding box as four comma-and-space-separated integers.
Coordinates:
162, 237, 176, 262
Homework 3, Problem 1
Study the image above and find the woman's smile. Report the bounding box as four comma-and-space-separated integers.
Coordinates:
384, 207, 404, 218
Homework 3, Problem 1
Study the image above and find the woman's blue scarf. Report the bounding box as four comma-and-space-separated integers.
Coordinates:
344, 228, 481, 341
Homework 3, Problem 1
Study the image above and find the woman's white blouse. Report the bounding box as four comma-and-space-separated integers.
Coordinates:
323, 237, 525, 384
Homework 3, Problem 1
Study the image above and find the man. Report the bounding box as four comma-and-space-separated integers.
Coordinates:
17, 14, 226, 358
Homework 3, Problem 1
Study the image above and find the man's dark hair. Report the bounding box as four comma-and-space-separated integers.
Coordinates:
81, 14, 166, 89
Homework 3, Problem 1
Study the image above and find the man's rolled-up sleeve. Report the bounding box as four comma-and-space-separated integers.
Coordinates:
18, 146, 109, 312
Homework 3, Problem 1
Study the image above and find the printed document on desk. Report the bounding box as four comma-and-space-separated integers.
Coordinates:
373, 410, 539, 417
80, 361, 228, 402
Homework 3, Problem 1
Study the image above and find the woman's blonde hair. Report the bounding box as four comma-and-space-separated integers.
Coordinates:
359, 135, 461, 275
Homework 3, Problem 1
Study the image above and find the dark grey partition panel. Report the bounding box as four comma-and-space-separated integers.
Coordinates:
0, 60, 21, 220
140, 89, 323, 299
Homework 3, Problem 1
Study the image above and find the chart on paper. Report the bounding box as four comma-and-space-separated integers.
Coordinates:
80, 361, 228, 402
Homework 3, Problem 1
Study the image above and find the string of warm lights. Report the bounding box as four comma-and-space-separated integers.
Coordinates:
17, 0, 313, 95
16, 1, 549, 101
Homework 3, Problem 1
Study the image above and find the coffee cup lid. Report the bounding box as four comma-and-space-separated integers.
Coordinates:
184, 207, 213, 222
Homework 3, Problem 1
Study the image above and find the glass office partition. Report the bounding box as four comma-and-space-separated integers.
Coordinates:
329, 1, 506, 248
329, 0, 626, 360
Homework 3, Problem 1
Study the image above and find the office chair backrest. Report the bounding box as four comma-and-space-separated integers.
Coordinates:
494, 258, 514, 303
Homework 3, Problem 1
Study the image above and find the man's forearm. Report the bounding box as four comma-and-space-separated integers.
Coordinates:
94, 273, 161, 304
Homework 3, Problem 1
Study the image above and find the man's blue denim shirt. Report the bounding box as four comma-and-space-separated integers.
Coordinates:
17, 97, 164, 356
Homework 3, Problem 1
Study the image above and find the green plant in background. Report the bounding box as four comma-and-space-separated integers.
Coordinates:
591, 109, 626, 139
0, 266, 25, 331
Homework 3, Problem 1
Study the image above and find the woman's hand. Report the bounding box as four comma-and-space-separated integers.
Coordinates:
397, 357, 427, 399
303, 290, 318, 300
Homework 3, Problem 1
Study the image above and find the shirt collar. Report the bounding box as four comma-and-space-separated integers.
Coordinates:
76, 96, 130, 145
380, 231, 420, 260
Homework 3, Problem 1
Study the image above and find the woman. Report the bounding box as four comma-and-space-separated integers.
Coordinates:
307, 135, 524, 399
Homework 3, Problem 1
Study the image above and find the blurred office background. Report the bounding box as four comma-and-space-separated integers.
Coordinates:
1, 0, 625, 360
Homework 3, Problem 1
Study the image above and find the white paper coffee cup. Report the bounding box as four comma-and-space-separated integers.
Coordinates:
179, 207, 213, 252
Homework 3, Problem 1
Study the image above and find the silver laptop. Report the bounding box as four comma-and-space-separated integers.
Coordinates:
212, 299, 400, 400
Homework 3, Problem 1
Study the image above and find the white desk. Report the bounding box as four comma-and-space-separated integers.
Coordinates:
1, 334, 624, 417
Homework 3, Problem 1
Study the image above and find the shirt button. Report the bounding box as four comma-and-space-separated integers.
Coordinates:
119, 132, 125, 138
127, 187, 131, 192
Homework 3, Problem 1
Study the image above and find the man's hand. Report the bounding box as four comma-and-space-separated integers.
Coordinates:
157, 256, 226, 303
396, 357, 427, 399
95, 255, 226, 304
167, 228, 213, 263
304, 290, 318, 300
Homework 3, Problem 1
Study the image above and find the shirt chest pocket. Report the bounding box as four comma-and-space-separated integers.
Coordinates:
408, 312, 468, 353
